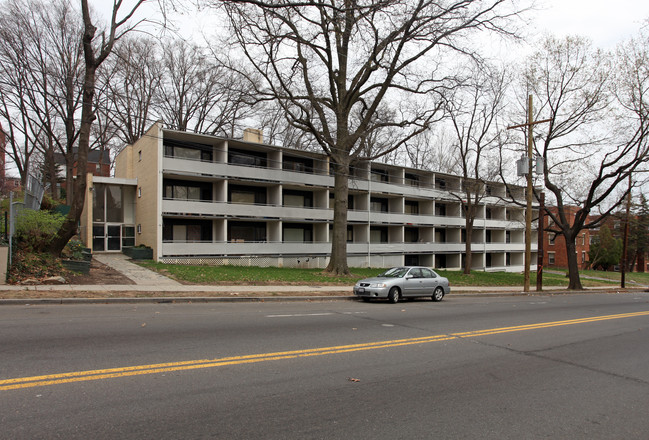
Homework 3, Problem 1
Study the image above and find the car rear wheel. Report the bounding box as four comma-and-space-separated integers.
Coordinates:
388, 287, 401, 304
432, 286, 444, 302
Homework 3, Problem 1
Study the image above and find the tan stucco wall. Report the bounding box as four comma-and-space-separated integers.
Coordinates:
129, 123, 162, 260
114, 144, 133, 179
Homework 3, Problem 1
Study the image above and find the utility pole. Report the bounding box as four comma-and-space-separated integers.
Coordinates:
621, 174, 632, 288
508, 95, 551, 292
536, 191, 545, 291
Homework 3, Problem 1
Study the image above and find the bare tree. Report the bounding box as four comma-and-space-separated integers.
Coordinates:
101, 36, 163, 145
445, 62, 510, 274
49, 0, 151, 255
157, 38, 257, 137
211, 0, 525, 274
0, 0, 83, 197
403, 128, 461, 172
524, 35, 649, 290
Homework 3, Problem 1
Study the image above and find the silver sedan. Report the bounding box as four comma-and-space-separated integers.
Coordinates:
353, 266, 450, 303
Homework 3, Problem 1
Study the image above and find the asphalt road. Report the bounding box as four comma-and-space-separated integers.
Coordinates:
2, 292, 649, 439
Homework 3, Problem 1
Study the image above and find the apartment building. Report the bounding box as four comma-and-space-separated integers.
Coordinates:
80, 122, 538, 271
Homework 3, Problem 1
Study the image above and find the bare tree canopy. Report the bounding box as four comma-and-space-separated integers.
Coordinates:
0, 0, 84, 196
445, 61, 510, 273
48, 0, 152, 256
208, 0, 527, 274
523, 35, 649, 289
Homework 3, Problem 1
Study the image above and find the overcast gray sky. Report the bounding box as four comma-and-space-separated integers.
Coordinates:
533, 0, 648, 48
98, 0, 649, 50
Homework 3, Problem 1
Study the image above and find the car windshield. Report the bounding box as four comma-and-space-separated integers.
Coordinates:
378, 267, 409, 278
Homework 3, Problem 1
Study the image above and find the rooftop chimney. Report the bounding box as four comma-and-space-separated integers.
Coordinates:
243, 128, 263, 144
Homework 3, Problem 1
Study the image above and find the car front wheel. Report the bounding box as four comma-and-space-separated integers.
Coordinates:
388, 287, 401, 304
432, 286, 444, 302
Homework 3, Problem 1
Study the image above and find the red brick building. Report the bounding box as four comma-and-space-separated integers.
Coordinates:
543, 206, 595, 270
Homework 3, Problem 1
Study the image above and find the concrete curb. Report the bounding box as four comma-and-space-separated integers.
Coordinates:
0, 287, 645, 305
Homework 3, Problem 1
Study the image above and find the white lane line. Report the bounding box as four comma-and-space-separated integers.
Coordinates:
266, 312, 367, 318
267, 313, 334, 318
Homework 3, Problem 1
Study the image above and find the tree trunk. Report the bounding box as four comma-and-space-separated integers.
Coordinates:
565, 237, 583, 290
326, 161, 350, 275
48, 64, 95, 255
464, 217, 473, 275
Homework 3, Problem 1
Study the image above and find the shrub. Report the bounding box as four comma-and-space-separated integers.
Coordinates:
63, 239, 85, 260
14, 209, 65, 252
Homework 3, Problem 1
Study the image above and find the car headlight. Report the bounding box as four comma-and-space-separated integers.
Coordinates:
370, 283, 387, 288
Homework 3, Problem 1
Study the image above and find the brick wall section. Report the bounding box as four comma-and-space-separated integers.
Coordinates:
543, 206, 593, 270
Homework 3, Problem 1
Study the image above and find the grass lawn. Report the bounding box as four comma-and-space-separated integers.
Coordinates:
138, 262, 632, 288
546, 269, 649, 286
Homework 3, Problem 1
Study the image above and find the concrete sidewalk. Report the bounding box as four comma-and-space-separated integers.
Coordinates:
0, 252, 645, 304
0, 283, 641, 305
93, 253, 182, 286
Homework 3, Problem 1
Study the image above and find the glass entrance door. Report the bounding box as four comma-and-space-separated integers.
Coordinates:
106, 224, 122, 251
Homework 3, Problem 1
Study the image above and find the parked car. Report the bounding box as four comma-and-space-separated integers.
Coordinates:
353, 266, 450, 303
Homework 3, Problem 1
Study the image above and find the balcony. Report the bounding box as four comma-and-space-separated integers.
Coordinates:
162, 199, 333, 221
163, 156, 333, 188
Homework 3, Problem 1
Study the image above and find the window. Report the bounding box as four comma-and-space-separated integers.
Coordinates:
122, 226, 135, 247
506, 252, 511, 266
485, 207, 492, 219
370, 227, 388, 243
283, 223, 313, 242
420, 268, 436, 278
435, 178, 446, 189
549, 234, 556, 246
283, 155, 313, 173
435, 203, 447, 216
370, 168, 389, 182
486, 230, 492, 243
283, 190, 313, 208
370, 197, 388, 213
405, 173, 419, 187
404, 200, 419, 215
404, 227, 419, 243
93, 184, 124, 223
227, 221, 266, 242
228, 185, 267, 205
548, 252, 555, 265
164, 179, 212, 201
228, 148, 267, 167
163, 219, 212, 242
582, 251, 586, 263
506, 231, 511, 243
164, 139, 212, 161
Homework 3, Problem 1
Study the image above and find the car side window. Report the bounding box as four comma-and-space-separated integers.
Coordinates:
408, 268, 422, 278
421, 268, 435, 278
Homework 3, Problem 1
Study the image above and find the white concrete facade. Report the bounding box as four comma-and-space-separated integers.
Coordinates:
111, 123, 538, 271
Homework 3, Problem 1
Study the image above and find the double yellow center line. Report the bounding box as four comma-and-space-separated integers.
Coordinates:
2, 310, 648, 391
